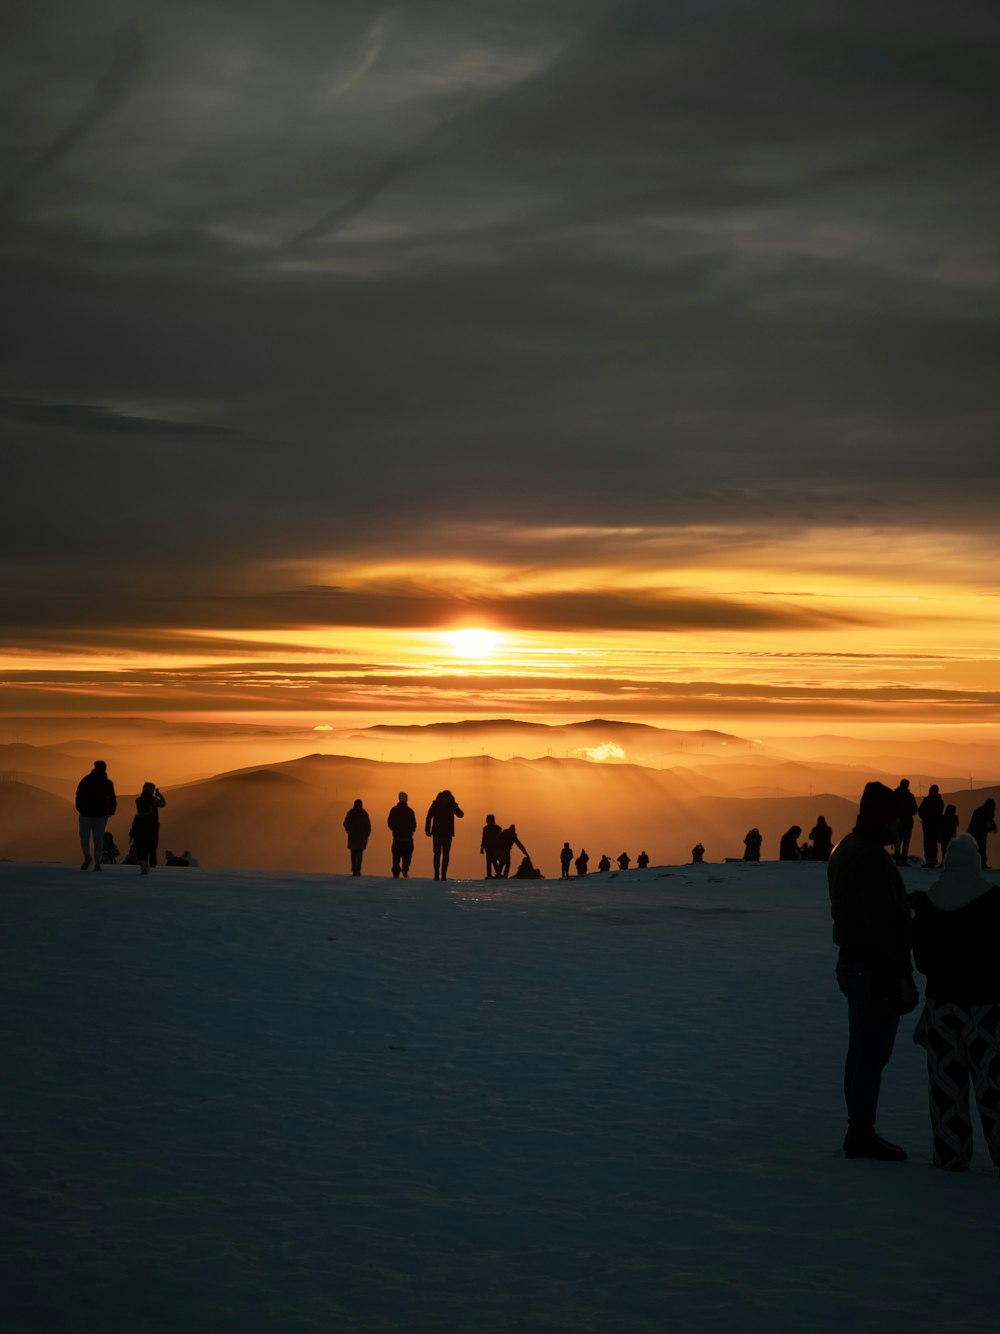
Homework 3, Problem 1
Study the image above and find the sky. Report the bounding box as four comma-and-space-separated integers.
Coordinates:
2, 1, 999, 732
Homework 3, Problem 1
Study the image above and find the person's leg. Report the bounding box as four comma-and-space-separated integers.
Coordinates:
432, 835, 442, 879
967, 1003, 1000, 1169
837, 961, 901, 1137
401, 840, 412, 877
350, 848, 362, 876
926, 1000, 974, 1170
977, 836, 988, 869
440, 836, 452, 880
79, 816, 93, 867
922, 825, 937, 867
391, 839, 402, 878
90, 817, 107, 869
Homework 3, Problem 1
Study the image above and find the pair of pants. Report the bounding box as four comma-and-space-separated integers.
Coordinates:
349, 847, 364, 876
836, 959, 901, 1129
431, 833, 452, 879
79, 815, 107, 862
925, 1000, 1000, 1170
921, 824, 939, 866
391, 838, 413, 878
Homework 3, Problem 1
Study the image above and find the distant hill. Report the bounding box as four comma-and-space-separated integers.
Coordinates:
0, 782, 77, 862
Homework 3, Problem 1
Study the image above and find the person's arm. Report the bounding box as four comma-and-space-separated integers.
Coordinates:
424, 806, 433, 836
107, 782, 117, 816
154, 790, 166, 808
454, 804, 464, 819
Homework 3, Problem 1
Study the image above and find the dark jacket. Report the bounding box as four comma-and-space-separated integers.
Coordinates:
809, 821, 833, 857
895, 786, 918, 824
343, 804, 372, 849
129, 796, 158, 854
968, 801, 997, 841
425, 792, 464, 838
911, 887, 1000, 1004
75, 770, 117, 818
917, 791, 944, 830
481, 820, 501, 853
387, 802, 417, 839
779, 828, 801, 861
828, 828, 912, 981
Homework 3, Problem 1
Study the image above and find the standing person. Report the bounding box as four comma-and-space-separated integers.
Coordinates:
130, 784, 165, 875
343, 798, 371, 877
743, 828, 762, 862
637, 851, 650, 869
940, 804, 960, 858
828, 781, 917, 1162
779, 826, 802, 861
893, 779, 918, 866
75, 760, 117, 872
574, 848, 589, 877
910, 834, 1000, 1172
597, 854, 611, 873
496, 823, 527, 879
425, 789, 463, 881
617, 851, 631, 871
387, 791, 417, 879
967, 797, 997, 870
917, 784, 944, 869
559, 842, 573, 879
480, 815, 502, 879
809, 817, 833, 862
691, 843, 705, 863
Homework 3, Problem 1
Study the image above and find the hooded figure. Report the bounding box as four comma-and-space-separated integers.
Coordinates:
597, 854, 611, 873
574, 849, 589, 876
743, 828, 762, 863
637, 851, 650, 869
617, 852, 630, 871
343, 799, 372, 876
779, 826, 802, 861
75, 760, 117, 872
910, 835, 1000, 1171
917, 785, 945, 868
387, 791, 417, 879
809, 817, 833, 862
828, 781, 917, 1162
425, 790, 464, 881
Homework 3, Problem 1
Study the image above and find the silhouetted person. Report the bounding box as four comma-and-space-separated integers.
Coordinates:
809, 817, 833, 862
425, 789, 464, 881
480, 814, 502, 879
617, 851, 630, 871
75, 760, 117, 872
559, 842, 573, 879
968, 798, 997, 870
828, 781, 917, 1162
182, 849, 199, 867
940, 804, 959, 857
575, 849, 589, 876
910, 834, 1000, 1172
598, 854, 611, 873
513, 855, 543, 880
343, 798, 371, 876
637, 850, 650, 869
691, 843, 705, 863
743, 828, 762, 862
496, 823, 527, 879
164, 850, 189, 867
387, 791, 416, 879
779, 826, 802, 861
130, 789, 162, 876
101, 831, 119, 865
917, 784, 944, 868
893, 779, 918, 866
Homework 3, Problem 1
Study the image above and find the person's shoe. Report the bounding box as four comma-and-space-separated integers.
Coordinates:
843, 1130, 907, 1161
402, 871, 408, 878
81, 855, 91, 870
392, 870, 399, 879
93, 862, 101, 872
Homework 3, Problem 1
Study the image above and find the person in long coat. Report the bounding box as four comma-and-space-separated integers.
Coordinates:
809, 817, 833, 862
424, 790, 464, 881
343, 798, 371, 876
911, 834, 1000, 1171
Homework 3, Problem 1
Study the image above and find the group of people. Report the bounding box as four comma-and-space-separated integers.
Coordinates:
830, 780, 1000, 1172
344, 790, 467, 881
558, 845, 650, 877
74, 761, 196, 874
743, 818, 836, 863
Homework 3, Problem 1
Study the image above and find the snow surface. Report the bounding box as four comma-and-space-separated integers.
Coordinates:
2, 858, 999, 1333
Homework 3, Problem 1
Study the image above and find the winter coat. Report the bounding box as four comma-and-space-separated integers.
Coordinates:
917, 791, 944, 831
968, 802, 997, 841
425, 792, 464, 838
75, 770, 117, 818
343, 805, 372, 849
911, 887, 1000, 1004
387, 802, 417, 839
828, 828, 913, 984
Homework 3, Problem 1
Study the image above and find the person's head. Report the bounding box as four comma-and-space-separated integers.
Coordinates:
856, 781, 902, 843
141, 781, 156, 797
929, 784, 939, 795
789, 826, 801, 837
352, 798, 363, 809
486, 813, 495, 824
93, 759, 106, 773
898, 778, 910, 790
103, 831, 114, 844
945, 803, 957, 815
398, 791, 408, 804
817, 816, 828, 825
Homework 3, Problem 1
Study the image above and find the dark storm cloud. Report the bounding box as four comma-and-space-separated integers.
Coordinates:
2, 0, 999, 642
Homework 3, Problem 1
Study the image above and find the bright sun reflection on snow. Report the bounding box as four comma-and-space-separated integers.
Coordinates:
444, 628, 503, 659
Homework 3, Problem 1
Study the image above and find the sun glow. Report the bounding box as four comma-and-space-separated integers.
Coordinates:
444, 627, 503, 659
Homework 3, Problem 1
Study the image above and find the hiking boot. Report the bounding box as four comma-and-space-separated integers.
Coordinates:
81, 855, 91, 870
843, 1130, 907, 1161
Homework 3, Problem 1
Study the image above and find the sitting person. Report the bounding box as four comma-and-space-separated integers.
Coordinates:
513, 855, 543, 880
101, 831, 120, 865
779, 826, 802, 861
164, 849, 190, 866
597, 854, 612, 873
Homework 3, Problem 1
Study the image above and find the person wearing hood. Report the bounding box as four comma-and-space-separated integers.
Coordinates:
967, 797, 997, 870
910, 834, 1000, 1172
75, 760, 117, 872
597, 854, 611, 873
917, 784, 945, 869
637, 851, 650, 869
387, 791, 417, 879
574, 849, 589, 876
809, 817, 833, 862
828, 781, 918, 1162
343, 799, 371, 876
743, 828, 762, 863
424, 789, 464, 881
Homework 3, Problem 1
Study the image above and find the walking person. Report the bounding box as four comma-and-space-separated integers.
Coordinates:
828, 781, 917, 1161
387, 791, 416, 879
496, 823, 527, 880
559, 842, 573, 879
75, 760, 117, 872
917, 784, 944, 869
480, 815, 502, 879
425, 789, 463, 881
343, 798, 371, 876
910, 834, 1000, 1171
967, 797, 997, 870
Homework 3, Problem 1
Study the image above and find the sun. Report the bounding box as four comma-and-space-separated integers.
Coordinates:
444, 627, 503, 659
